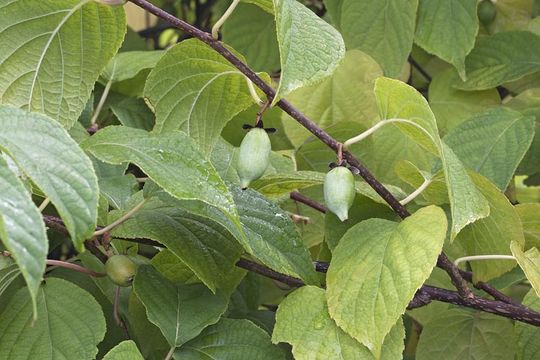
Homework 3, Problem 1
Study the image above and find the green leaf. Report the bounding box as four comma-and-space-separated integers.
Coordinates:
414, 0, 478, 78
429, 68, 500, 136
144, 39, 256, 156
113, 196, 244, 293
374, 78, 489, 239
0, 278, 106, 360
516, 203, 540, 250
326, 206, 447, 354
133, 265, 229, 348
281, 50, 382, 147
454, 172, 522, 281
325, 0, 418, 77
176, 318, 285, 359
272, 286, 405, 360
103, 341, 144, 360
272, 0, 345, 103
151, 249, 201, 285
82, 125, 241, 233
455, 31, 540, 90
0, 0, 125, 128
0, 156, 47, 313
242, 0, 273, 13
444, 107, 535, 190
231, 187, 319, 285
110, 97, 155, 131
0, 106, 98, 250
416, 309, 516, 360
511, 241, 540, 297
515, 289, 540, 360
222, 3, 280, 72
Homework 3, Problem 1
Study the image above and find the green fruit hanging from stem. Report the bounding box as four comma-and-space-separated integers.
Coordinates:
237, 127, 271, 189
478, 0, 496, 26
105, 255, 137, 287
324, 165, 355, 221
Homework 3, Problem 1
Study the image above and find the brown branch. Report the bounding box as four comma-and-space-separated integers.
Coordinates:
45, 259, 106, 277
290, 191, 327, 213
236, 258, 305, 287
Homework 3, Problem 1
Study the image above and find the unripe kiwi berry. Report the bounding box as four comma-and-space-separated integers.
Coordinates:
478, 0, 496, 26
105, 255, 137, 287
324, 166, 355, 222
237, 127, 271, 189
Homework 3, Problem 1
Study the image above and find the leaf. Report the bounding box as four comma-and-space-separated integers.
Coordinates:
272, 286, 405, 360
0, 156, 47, 313
144, 39, 256, 156
444, 107, 535, 190
281, 50, 382, 147
176, 318, 285, 359
325, 0, 418, 77
414, 0, 478, 78
511, 241, 540, 297
0, 0, 125, 128
272, 0, 345, 103
110, 97, 155, 131
455, 31, 540, 90
416, 309, 516, 360
454, 173, 522, 281
222, 3, 280, 72
429, 68, 500, 136
0, 106, 98, 250
515, 289, 540, 360
82, 125, 241, 233
374, 78, 489, 239
0, 278, 106, 360
231, 187, 319, 285
326, 206, 447, 354
242, 0, 273, 13
151, 249, 201, 285
133, 265, 229, 348
103, 341, 144, 360
516, 203, 540, 250
113, 196, 244, 293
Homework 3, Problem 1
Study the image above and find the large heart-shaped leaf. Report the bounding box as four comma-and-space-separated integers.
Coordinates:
0, 106, 98, 250
326, 206, 447, 354
0, 0, 125, 128
0, 278, 106, 360
0, 155, 47, 313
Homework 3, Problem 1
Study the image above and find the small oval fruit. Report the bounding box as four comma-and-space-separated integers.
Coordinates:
478, 0, 496, 26
237, 127, 271, 189
105, 255, 137, 287
324, 166, 355, 222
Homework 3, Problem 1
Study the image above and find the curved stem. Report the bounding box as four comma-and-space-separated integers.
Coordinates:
211, 0, 240, 39
45, 259, 106, 277
164, 346, 176, 360
246, 76, 264, 105
454, 255, 517, 267
343, 118, 433, 149
90, 78, 113, 126
400, 178, 432, 205
93, 199, 147, 237
38, 197, 50, 212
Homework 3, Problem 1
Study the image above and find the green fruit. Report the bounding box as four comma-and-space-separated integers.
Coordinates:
478, 0, 496, 26
105, 255, 137, 287
324, 166, 355, 222
237, 127, 271, 189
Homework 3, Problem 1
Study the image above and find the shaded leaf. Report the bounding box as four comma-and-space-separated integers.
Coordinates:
103, 341, 144, 360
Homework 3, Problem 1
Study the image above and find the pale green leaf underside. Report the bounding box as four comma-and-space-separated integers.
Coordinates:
144, 39, 255, 156
101, 50, 164, 83
103, 341, 144, 360
133, 266, 228, 347
416, 309, 516, 360
0, 156, 47, 313
242, 0, 273, 13
231, 187, 319, 285
0, 0, 125, 128
0, 278, 106, 360
177, 318, 285, 359
516, 203, 540, 250
0, 106, 98, 251
444, 107, 535, 191
82, 125, 241, 235
282, 50, 383, 148
327, 206, 447, 354
273, 286, 405, 360
456, 31, 540, 90
516, 289, 540, 360
511, 241, 540, 297
113, 196, 244, 293
414, 0, 478, 79
374, 78, 489, 239
272, 0, 345, 104
325, 0, 418, 77
454, 172, 522, 282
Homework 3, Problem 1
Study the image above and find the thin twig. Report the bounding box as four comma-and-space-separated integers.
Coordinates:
45, 259, 106, 277
93, 199, 146, 237
290, 191, 327, 213
38, 197, 50, 212
408, 56, 432, 82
